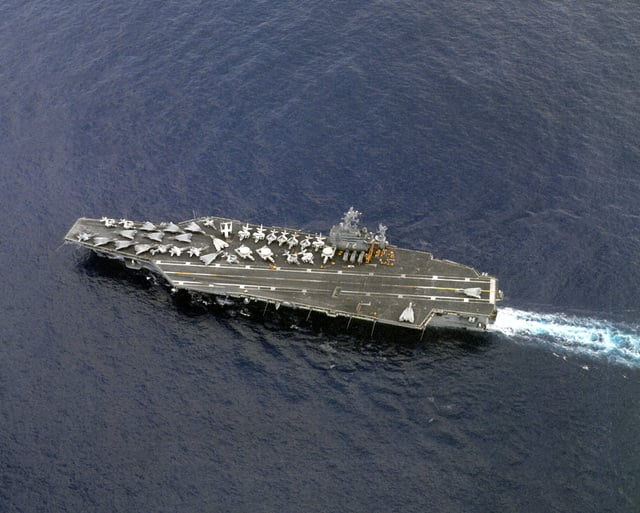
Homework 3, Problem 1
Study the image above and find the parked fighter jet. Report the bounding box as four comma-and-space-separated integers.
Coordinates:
188, 246, 207, 258
135, 244, 152, 255
114, 240, 135, 250
150, 244, 170, 255
200, 252, 222, 265
163, 222, 182, 233
119, 230, 137, 240
145, 231, 164, 242
210, 236, 229, 252
202, 217, 217, 229
399, 302, 415, 323
185, 221, 205, 233
76, 232, 92, 242
173, 233, 193, 243
101, 217, 117, 227
93, 236, 112, 247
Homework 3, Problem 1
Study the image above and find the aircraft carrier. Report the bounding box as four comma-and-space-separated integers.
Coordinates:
65, 208, 502, 333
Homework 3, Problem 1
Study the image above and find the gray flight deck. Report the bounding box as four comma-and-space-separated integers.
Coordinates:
65, 210, 501, 332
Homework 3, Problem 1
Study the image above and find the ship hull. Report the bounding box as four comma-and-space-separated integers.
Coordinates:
65, 216, 500, 333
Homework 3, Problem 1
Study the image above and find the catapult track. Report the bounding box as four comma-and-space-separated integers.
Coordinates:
65, 211, 501, 333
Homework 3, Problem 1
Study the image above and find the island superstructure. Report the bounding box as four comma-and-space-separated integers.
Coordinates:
65, 208, 502, 332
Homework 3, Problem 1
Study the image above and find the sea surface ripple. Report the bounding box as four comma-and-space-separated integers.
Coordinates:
1, 1, 639, 512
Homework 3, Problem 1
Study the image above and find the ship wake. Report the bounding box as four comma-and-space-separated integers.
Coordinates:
490, 307, 640, 367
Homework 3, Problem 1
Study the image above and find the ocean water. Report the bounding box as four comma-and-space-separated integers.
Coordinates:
1, 0, 639, 511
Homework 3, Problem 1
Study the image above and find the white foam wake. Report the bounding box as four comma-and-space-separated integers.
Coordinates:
490, 308, 640, 367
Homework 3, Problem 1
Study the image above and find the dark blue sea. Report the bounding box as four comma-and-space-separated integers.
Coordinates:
1, 1, 640, 511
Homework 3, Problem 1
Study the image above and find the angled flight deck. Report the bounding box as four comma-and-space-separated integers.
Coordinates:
65, 208, 502, 332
